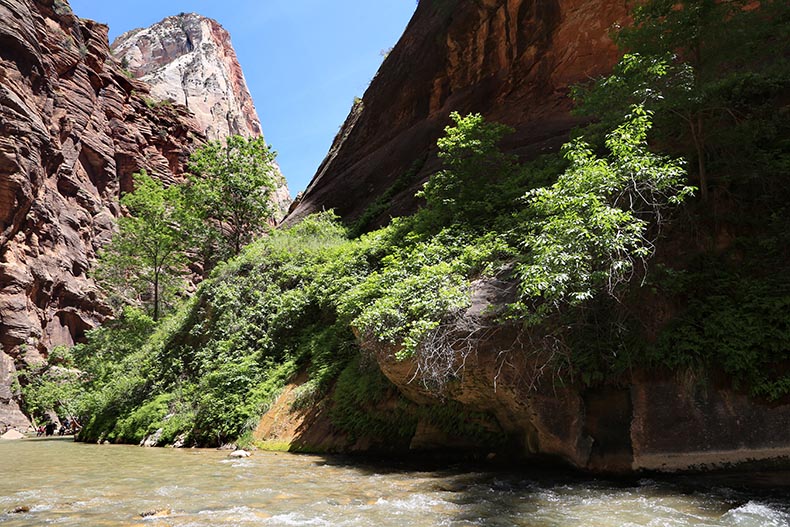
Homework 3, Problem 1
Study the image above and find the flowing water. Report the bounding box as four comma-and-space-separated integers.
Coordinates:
1, 437, 789, 526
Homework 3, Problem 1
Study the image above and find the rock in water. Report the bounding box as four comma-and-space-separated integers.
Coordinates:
228, 449, 251, 458
0, 429, 25, 440
140, 428, 164, 447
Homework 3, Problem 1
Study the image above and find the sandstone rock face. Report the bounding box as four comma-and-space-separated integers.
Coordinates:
356, 278, 790, 474
0, 0, 203, 428
286, 0, 627, 225
111, 13, 259, 142
112, 13, 290, 217
266, 0, 790, 473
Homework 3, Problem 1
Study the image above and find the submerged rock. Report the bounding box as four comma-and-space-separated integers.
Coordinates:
228, 449, 251, 458
140, 508, 171, 518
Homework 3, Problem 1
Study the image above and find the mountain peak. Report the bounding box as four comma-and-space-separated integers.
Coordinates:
112, 13, 262, 141
112, 13, 291, 214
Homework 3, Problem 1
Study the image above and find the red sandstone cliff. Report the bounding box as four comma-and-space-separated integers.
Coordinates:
111, 13, 291, 218
287, 0, 627, 224
270, 0, 790, 474
0, 0, 204, 428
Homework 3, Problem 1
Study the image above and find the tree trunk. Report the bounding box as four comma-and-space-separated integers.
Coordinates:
696, 115, 708, 202
689, 114, 709, 202
153, 271, 159, 322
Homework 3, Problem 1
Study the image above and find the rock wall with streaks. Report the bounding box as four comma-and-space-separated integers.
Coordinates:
287, 0, 626, 225
0, 0, 203, 429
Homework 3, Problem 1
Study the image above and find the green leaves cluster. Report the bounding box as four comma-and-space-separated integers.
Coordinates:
186, 135, 279, 260
14, 347, 83, 425
95, 170, 186, 321
345, 229, 474, 356
573, 0, 790, 200
418, 111, 519, 226
517, 106, 692, 307
74, 105, 694, 445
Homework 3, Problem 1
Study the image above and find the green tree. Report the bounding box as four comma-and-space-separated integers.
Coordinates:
15, 346, 83, 425
95, 170, 187, 321
186, 135, 279, 261
517, 106, 693, 309
417, 112, 518, 227
573, 0, 789, 201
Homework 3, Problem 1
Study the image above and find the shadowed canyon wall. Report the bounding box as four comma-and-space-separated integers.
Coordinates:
272, 0, 790, 474
287, 0, 627, 224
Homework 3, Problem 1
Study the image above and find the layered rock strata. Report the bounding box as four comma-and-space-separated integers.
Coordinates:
0, 0, 203, 428
111, 13, 290, 217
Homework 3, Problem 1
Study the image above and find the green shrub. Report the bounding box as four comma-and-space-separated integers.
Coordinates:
114, 393, 173, 444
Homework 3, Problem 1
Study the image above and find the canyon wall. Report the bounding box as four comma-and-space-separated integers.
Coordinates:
287, 0, 627, 224
112, 13, 290, 217
0, 0, 204, 428
269, 0, 790, 474
254, 278, 790, 474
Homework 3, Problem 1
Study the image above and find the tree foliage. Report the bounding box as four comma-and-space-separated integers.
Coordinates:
186, 135, 279, 261
517, 106, 693, 308
573, 0, 790, 200
418, 112, 519, 227
15, 347, 83, 425
94, 170, 187, 321
55, 0, 790, 449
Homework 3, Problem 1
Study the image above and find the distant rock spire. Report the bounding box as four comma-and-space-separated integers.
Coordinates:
112, 13, 291, 216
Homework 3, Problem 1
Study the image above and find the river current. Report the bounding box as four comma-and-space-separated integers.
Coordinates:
1, 437, 789, 526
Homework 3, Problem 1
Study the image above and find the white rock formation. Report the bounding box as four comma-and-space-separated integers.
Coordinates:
112, 13, 290, 217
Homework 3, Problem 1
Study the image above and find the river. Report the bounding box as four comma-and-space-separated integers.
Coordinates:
1, 437, 789, 526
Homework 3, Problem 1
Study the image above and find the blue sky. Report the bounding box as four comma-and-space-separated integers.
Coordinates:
68, 0, 417, 195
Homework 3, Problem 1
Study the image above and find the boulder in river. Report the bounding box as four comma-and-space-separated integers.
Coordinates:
140, 428, 163, 447
0, 429, 26, 440
228, 449, 251, 458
